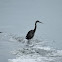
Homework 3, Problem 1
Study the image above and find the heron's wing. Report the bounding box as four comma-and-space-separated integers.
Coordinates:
26, 30, 34, 39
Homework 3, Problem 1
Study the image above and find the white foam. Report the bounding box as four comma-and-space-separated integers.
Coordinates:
4, 33, 62, 62
9, 58, 36, 62
9, 45, 62, 62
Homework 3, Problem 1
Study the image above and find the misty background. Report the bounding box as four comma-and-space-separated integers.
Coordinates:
0, 0, 62, 48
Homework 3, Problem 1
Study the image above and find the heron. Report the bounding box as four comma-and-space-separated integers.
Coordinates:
26, 20, 43, 43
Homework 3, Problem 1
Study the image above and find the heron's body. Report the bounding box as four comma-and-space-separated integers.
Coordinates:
26, 30, 35, 40
26, 20, 43, 41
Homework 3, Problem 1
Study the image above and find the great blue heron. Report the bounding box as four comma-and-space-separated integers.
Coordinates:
26, 20, 43, 43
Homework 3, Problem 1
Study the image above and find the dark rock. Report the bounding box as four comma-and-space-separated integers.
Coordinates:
0, 32, 3, 33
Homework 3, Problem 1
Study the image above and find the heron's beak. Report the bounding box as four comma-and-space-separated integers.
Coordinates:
39, 21, 43, 24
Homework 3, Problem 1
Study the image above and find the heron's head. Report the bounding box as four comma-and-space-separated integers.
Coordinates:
36, 20, 43, 24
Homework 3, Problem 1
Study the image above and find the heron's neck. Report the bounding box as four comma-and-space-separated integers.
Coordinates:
34, 22, 37, 32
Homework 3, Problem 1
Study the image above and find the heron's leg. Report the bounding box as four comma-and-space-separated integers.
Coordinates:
27, 40, 30, 44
